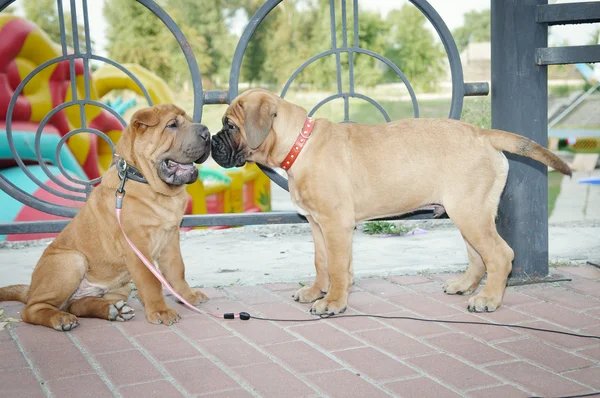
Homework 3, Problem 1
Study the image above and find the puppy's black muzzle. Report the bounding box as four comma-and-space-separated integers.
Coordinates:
211, 130, 246, 168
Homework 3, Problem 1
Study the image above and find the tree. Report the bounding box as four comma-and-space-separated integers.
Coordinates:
23, 0, 93, 52
452, 9, 490, 52
163, 0, 238, 86
103, 0, 209, 89
384, 5, 446, 92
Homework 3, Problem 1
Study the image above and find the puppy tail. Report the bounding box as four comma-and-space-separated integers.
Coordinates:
0, 285, 29, 303
486, 129, 572, 177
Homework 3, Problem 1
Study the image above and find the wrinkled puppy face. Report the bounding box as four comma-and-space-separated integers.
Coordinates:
211, 89, 277, 168
131, 104, 211, 186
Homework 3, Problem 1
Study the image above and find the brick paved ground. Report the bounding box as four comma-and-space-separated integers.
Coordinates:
0, 265, 599, 397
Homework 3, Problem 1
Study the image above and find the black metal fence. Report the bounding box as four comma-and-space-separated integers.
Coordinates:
0, 0, 487, 231
1, 0, 598, 278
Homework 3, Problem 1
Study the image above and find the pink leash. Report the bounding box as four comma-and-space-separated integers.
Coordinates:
115, 192, 242, 320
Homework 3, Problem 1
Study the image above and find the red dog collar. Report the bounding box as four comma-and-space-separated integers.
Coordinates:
280, 117, 314, 171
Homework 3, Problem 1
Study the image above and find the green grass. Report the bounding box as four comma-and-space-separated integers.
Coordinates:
363, 221, 414, 236
548, 171, 564, 217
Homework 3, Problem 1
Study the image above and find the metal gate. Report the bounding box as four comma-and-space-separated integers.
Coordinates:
0, 0, 488, 236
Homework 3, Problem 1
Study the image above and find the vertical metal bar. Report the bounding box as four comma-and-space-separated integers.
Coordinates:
69, 59, 78, 103
341, 0, 348, 48
492, 0, 549, 278
57, 0, 68, 56
343, 94, 349, 122
353, 0, 359, 47
81, 0, 91, 100
82, 0, 92, 55
329, 0, 343, 94
69, 0, 80, 55
349, 0, 357, 94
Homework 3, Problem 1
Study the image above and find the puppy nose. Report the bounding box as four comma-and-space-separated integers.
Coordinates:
196, 125, 210, 141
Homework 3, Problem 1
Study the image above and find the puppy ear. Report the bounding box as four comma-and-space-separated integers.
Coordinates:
130, 107, 160, 132
243, 97, 277, 150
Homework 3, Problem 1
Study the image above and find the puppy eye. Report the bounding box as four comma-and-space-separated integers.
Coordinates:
167, 120, 178, 129
226, 120, 235, 130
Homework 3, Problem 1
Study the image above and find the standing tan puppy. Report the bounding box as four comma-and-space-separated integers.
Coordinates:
211, 89, 571, 315
0, 104, 211, 331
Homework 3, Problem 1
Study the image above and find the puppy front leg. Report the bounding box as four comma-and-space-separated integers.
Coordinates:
310, 219, 354, 315
125, 250, 179, 326
294, 216, 329, 303
158, 231, 208, 306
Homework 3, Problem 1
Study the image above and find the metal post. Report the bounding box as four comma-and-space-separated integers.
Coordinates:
491, 0, 549, 278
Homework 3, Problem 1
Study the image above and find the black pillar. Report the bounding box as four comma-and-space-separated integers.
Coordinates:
491, 0, 549, 277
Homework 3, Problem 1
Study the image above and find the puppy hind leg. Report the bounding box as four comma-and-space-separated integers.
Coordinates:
294, 216, 329, 303
448, 208, 514, 312
21, 253, 86, 331
443, 235, 485, 295
68, 287, 134, 322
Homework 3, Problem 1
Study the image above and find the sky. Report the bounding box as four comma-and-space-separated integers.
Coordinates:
11, 0, 600, 57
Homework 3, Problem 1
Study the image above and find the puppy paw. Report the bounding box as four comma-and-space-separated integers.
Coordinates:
145, 306, 180, 326
188, 288, 209, 306
443, 277, 478, 296
293, 285, 325, 303
51, 312, 79, 332
467, 292, 502, 313
310, 296, 347, 315
108, 300, 135, 322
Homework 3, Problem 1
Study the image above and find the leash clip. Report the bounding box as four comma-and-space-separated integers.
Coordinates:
115, 174, 127, 209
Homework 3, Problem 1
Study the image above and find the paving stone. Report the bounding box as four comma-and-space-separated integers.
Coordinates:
174, 316, 233, 341
486, 361, 593, 397
520, 303, 599, 330
384, 376, 460, 397
466, 384, 529, 398
136, 331, 202, 362
234, 362, 315, 397
425, 333, 514, 365
347, 291, 404, 314
309, 369, 391, 397
0, 368, 46, 398
442, 313, 521, 342
333, 346, 416, 382
525, 286, 600, 310
291, 322, 364, 352
515, 320, 600, 350
120, 380, 184, 397
164, 357, 240, 395
355, 327, 435, 358
196, 336, 270, 368
0, 339, 28, 371
27, 344, 94, 381
559, 266, 600, 280
496, 337, 594, 372
356, 278, 411, 297
14, 324, 72, 351
387, 275, 433, 286
562, 367, 600, 390
47, 374, 113, 398
95, 349, 162, 387
265, 340, 342, 374
225, 286, 280, 305
75, 324, 133, 355
407, 353, 500, 391
388, 293, 464, 318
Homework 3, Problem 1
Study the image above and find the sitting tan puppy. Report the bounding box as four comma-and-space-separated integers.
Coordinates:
211, 89, 571, 315
0, 104, 211, 330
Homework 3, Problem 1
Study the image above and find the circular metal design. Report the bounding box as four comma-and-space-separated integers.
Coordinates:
0, 0, 203, 219
230, 0, 466, 191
